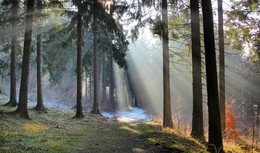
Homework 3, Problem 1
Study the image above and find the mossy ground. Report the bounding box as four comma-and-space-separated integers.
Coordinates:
0, 100, 257, 153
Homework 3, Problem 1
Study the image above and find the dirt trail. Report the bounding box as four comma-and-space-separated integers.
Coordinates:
73, 117, 202, 153
74, 120, 149, 153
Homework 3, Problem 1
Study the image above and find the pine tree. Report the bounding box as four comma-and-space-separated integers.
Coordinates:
191, 0, 204, 140
91, 0, 101, 114
15, 0, 35, 119
2, 0, 19, 107
162, 0, 173, 128
218, 0, 226, 134
201, 0, 223, 152
74, 0, 84, 118
34, 0, 47, 112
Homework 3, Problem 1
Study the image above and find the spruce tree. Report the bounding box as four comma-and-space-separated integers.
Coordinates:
201, 0, 223, 152
218, 0, 226, 134
162, 0, 173, 128
191, 0, 204, 140
74, 0, 84, 118
15, 0, 35, 119
34, 0, 47, 112
2, 0, 19, 107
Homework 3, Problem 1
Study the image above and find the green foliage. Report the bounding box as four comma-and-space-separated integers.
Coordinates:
43, 45, 75, 84
112, 44, 127, 68
150, 16, 166, 38
41, 0, 129, 85
82, 50, 93, 71
0, 0, 24, 78
168, 0, 190, 40
42, 22, 76, 83
0, 44, 9, 77
110, 1, 129, 19
225, 0, 259, 62
93, 1, 129, 68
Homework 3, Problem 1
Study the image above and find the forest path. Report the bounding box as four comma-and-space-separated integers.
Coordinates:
74, 119, 148, 153
73, 116, 204, 153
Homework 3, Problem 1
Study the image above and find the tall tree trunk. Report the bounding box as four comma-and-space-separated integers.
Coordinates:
5, 0, 19, 107
15, 0, 35, 119
90, 69, 93, 99
109, 49, 115, 110
218, 0, 226, 135
34, 0, 46, 111
102, 53, 106, 104
85, 69, 88, 101
75, 2, 84, 118
35, 29, 45, 110
162, 0, 173, 128
201, 0, 223, 152
98, 53, 102, 103
126, 69, 134, 107
191, 0, 204, 140
91, 1, 100, 114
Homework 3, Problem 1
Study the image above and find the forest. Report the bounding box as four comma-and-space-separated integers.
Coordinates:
0, 0, 259, 152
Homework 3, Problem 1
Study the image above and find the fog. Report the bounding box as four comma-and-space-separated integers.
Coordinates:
114, 29, 260, 131
112, 29, 195, 128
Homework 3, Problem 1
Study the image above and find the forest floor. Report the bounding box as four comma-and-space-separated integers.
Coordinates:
0, 100, 258, 153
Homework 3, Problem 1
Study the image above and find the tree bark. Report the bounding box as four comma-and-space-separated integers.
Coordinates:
102, 53, 106, 103
85, 69, 88, 101
90, 70, 93, 99
5, 0, 19, 107
34, 0, 46, 111
35, 29, 45, 110
91, 1, 100, 114
201, 0, 224, 152
162, 0, 173, 128
109, 49, 115, 110
218, 0, 226, 135
75, 2, 84, 118
191, 0, 204, 140
16, 0, 35, 119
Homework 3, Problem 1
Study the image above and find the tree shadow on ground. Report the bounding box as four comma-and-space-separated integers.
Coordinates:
117, 122, 206, 153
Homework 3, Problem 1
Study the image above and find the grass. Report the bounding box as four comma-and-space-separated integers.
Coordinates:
0, 107, 89, 153
0, 99, 258, 153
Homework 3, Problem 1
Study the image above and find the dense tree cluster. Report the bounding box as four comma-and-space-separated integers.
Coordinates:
0, 0, 128, 117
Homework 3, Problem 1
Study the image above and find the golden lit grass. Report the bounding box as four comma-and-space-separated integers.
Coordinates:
223, 141, 257, 153
223, 138, 260, 153
23, 123, 49, 133
120, 125, 140, 134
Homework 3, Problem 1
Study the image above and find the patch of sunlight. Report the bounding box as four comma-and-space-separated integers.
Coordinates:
137, 123, 157, 133
162, 127, 178, 135
120, 125, 140, 134
23, 123, 49, 133
224, 141, 258, 153
171, 143, 186, 151
117, 116, 137, 123
132, 147, 146, 152
148, 137, 164, 143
